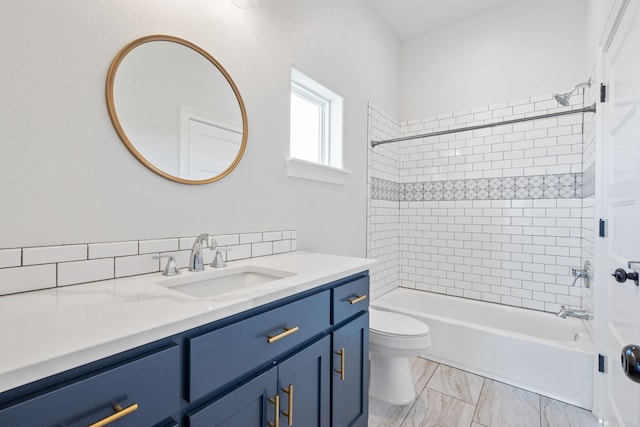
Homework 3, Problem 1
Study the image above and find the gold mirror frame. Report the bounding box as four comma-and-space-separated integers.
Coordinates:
106, 35, 248, 184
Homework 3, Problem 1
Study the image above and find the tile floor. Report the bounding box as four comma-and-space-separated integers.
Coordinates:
369, 357, 601, 427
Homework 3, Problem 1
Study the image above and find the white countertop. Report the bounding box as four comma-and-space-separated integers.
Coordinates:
0, 252, 375, 394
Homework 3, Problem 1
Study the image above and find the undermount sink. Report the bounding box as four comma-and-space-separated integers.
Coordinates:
157, 266, 296, 299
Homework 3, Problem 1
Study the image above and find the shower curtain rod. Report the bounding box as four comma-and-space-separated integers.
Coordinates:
370, 103, 596, 148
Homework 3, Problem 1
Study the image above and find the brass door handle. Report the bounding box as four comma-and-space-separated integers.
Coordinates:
268, 394, 280, 427
267, 326, 299, 344
88, 403, 138, 427
335, 347, 345, 380
281, 384, 293, 426
348, 295, 367, 304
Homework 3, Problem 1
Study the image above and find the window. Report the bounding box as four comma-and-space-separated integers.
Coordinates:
287, 67, 349, 185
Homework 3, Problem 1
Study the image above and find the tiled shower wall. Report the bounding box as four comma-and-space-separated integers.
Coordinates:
367, 104, 401, 299
0, 230, 297, 296
369, 92, 594, 314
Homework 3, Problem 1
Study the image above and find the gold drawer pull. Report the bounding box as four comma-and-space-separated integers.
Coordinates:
88, 403, 138, 427
281, 384, 293, 426
267, 326, 299, 344
348, 295, 367, 305
268, 394, 280, 427
335, 347, 345, 380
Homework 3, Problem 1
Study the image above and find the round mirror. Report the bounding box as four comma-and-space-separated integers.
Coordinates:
106, 35, 248, 184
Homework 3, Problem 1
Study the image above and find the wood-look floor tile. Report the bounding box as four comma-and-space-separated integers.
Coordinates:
369, 396, 413, 427
368, 357, 439, 427
540, 396, 600, 427
411, 357, 439, 394
400, 389, 476, 427
426, 364, 485, 404
473, 379, 540, 427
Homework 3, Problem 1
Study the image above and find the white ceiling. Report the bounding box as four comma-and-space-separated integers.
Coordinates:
368, 0, 519, 40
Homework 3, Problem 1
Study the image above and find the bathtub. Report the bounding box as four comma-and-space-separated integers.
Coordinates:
370, 288, 593, 410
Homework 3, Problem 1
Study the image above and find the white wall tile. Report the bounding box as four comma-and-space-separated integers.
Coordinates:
273, 240, 291, 254
0, 249, 21, 268
263, 231, 283, 242
115, 254, 161, 278
89, 241, 138, 259
23, 245, 87, 265
0, 265, 56, 295
139, 238, 179, 254
227, 244, 252, 261
213, 234, 240, 246
58, 258, 114, 286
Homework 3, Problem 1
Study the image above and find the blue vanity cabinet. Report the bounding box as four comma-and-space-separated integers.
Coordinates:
187, 290, 331, 402
188, 335, 331, 427
0, 345, 180, 427
0, 270, 371, 427
330, 275, 369, 427
331, 313, 369, 427
187, 368, 278, 427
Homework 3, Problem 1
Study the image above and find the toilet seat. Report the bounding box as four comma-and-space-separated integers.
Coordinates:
370, 308, 430, 338
369, 308, 431, 352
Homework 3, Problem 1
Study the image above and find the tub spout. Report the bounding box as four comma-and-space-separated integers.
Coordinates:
556, 305, 593, 320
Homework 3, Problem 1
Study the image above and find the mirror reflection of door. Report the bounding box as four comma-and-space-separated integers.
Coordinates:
180, 106, 242, 180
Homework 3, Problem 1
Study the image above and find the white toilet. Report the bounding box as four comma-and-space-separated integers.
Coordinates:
369, 307, 431, 405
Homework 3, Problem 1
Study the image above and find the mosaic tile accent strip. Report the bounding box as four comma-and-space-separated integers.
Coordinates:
372, 173, 585, 201
371, 177, 401, 201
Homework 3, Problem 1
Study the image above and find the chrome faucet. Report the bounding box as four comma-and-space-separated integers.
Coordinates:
189, 233, 217, 271
556, 305, 593, 320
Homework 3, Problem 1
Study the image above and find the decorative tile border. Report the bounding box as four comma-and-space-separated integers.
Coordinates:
372, 173, 585, 202
0, 230, 297, 296
370, 177, 400, 201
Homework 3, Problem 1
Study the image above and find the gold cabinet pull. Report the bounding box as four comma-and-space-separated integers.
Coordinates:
348, 295, 367, 305
335, 347, 345, 380
88, 403, 138, 427
268, 394, 280, 427
267, 326, 299, 344
281, 384, 293, 426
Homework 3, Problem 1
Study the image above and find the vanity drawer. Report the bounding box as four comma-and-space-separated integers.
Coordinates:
332, 276, 369, 325
188, 290, 330, 401
0, 346, 179, 427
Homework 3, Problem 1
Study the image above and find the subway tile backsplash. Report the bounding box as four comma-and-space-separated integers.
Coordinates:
368, 90, 594, 314
0, 230, 297, 296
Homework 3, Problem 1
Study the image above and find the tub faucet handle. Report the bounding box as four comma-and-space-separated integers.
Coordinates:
570, 261, 591, 287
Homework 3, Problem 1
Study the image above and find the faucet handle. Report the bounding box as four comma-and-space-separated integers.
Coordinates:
211, 247, 231, 268
151, 254, 181, 276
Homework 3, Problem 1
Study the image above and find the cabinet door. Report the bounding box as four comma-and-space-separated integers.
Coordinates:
278, 335, 330, 427
187, 368, 278, 427
0, 346, 179, 427
331, 312, 369, 427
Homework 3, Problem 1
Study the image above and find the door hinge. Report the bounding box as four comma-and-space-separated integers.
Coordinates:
599, 219, 606, 237
600, 84, 607, 103
598, 354, 606, 373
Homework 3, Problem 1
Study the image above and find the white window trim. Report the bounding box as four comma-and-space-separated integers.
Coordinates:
289, 67, 344, 171
286, 157, 351, 186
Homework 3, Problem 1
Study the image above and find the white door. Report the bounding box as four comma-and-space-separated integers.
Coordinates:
178, 106, 243, 180
186, 119, 242, 179
601, 0, 640, 425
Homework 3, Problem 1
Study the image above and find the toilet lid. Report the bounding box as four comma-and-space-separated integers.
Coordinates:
370, 308, 430, 338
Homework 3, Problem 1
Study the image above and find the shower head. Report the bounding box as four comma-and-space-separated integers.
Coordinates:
554, 92, 571, 106
553, 78, 592, 107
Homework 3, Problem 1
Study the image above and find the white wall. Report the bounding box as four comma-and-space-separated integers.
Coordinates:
0, 0, 399, 256
399, 0, 591, 120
